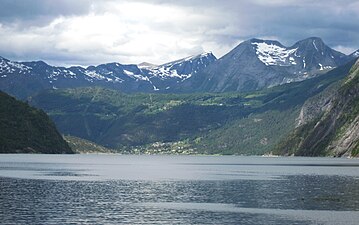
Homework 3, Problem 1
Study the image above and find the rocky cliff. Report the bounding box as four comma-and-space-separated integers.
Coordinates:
274, 59, 359, 157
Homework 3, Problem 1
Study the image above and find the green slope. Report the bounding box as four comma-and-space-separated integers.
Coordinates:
0, 91, 73, 153
28, 60, 355, 155
64, 135, 115, 154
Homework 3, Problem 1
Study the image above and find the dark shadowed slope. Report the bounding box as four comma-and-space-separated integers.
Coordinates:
0, 91, 73, 153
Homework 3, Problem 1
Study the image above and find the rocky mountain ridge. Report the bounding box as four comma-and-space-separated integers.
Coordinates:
182, 37, 354, 92
0, 53, 216, 98
1, 37, 358, 98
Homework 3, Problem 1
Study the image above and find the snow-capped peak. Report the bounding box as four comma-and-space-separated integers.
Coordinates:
141, 52, 216, 81
194, 52, 216, 60
351, 50, 359, 58
162, 52, 216, 66
0, 56, 32, 74
138, 62, 158, 69
251, 41, 298, 66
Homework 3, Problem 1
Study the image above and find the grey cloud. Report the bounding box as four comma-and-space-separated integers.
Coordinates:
147, 0, 359, 51
0, 0, 358, 65
250, 3, 359, 50
0, 0, 92, 26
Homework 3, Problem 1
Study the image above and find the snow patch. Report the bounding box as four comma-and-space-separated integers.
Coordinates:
313, 40, 319, 51
144, 52, 213, 80
123, 69, 148, 81
289, 57, 296, 65
123, 69, 134, 75
147, 66, 192, 80
84, 70, 107, 80
318, 63, 332, 71
0, 60, 31, 74
252, 42, 298, 66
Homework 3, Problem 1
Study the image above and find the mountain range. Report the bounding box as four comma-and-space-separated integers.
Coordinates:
1, 37, 358, 99
0, 37, 358, 156
28, 58, 359, 156
0, 52, 216, 98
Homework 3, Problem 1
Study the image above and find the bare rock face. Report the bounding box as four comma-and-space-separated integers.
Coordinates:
327, 115, 359, 157
325, 60, 359, 156
274, 59, 359, 157
296, 85, 335, 127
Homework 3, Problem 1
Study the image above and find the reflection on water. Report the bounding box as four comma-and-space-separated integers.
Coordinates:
0, 155, 358, 224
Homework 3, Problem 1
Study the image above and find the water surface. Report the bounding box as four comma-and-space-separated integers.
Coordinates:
0, 154, 358, 224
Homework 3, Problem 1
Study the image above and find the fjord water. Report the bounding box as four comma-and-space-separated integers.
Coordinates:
0, 155, 358, 224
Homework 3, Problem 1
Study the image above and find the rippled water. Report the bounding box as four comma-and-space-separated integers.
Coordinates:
0, 154, 358, 224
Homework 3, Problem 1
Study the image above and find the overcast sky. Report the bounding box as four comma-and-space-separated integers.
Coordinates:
0, 0, 358, 66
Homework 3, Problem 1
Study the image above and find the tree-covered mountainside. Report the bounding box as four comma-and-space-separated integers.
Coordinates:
28, 59, 356, 155
273, 59, 359, 157
0, 91, 73, 154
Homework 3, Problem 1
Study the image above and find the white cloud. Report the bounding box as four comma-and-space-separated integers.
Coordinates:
333, 46, 357, 55
0, 1, 235, 66
0, 0, 358, 66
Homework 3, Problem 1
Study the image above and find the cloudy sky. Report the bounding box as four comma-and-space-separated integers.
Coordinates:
0, 0, 358, 66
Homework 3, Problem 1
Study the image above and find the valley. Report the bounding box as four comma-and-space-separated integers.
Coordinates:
1, 37, 358, 156
28, 58, 358, 156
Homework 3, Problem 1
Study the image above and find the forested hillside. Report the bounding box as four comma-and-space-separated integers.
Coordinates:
0, 91, 73, 153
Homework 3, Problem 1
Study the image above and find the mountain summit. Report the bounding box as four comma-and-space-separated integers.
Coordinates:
183, 37, 351, 92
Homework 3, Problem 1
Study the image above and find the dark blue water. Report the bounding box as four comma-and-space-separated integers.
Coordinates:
0, 155, 358, 224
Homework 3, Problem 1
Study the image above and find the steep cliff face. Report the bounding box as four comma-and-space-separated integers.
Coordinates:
274, 59, 359, 157
328, 60, 359, 156
295, 83, 337, 127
